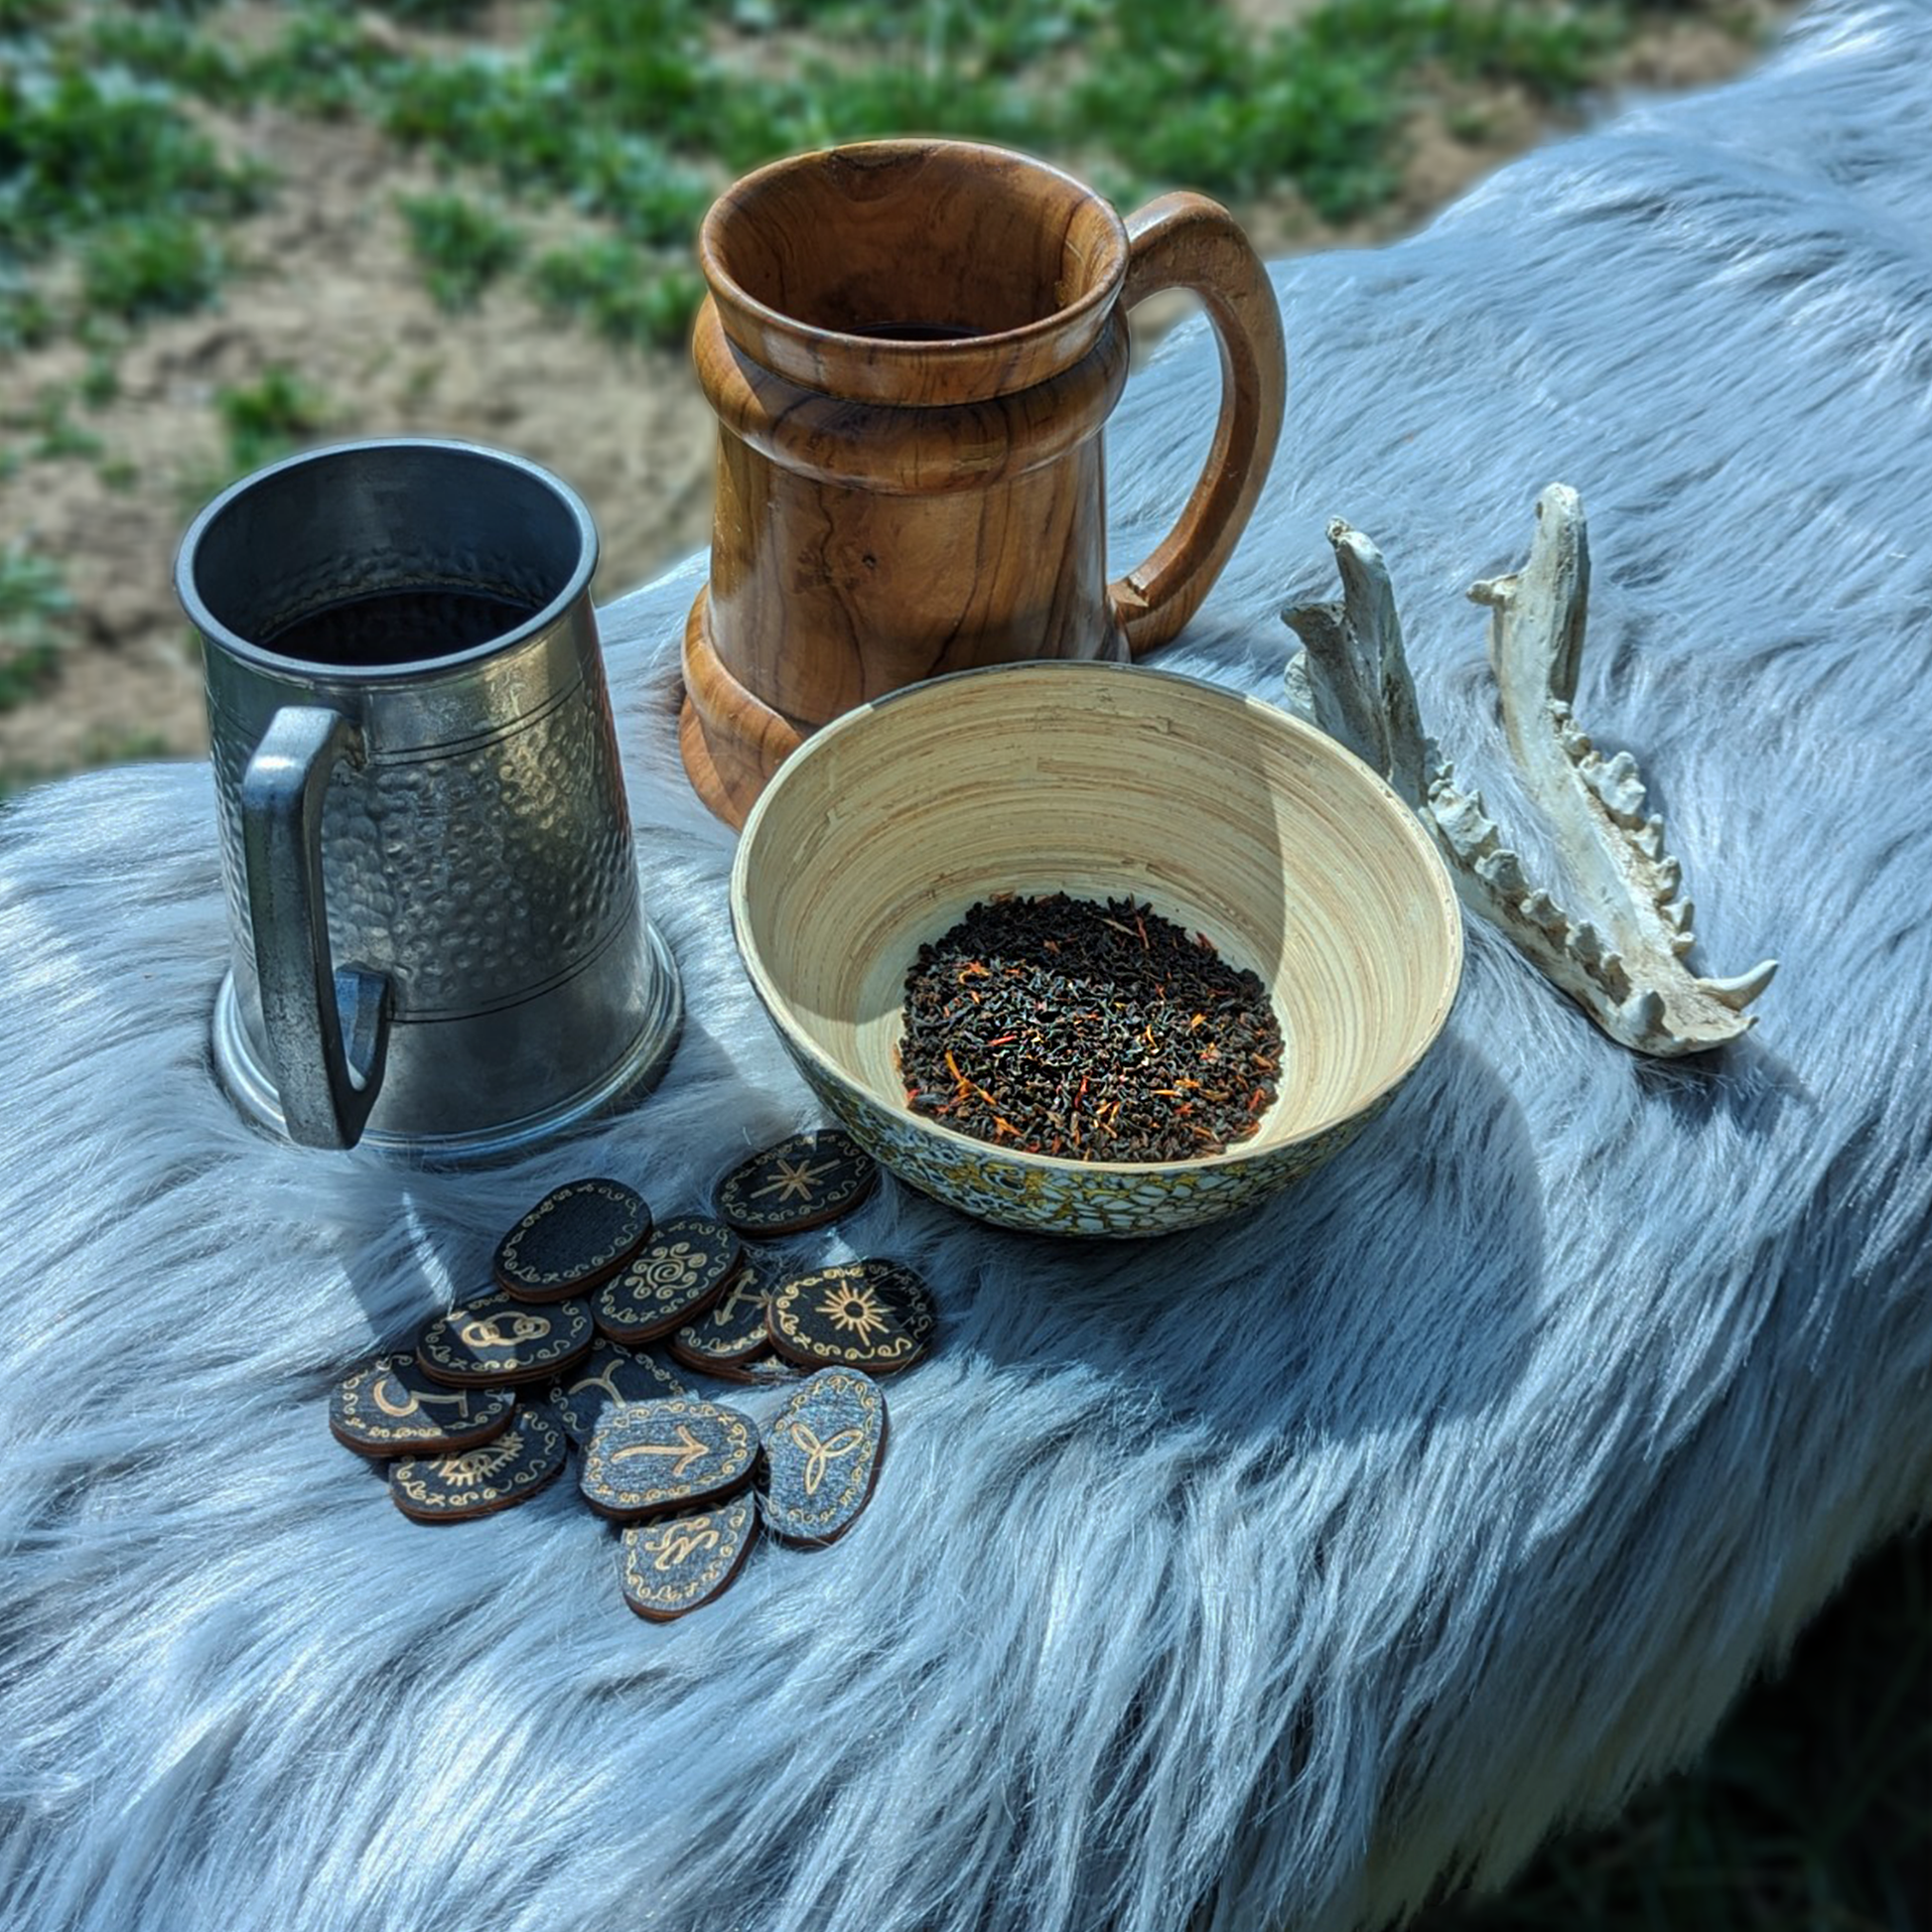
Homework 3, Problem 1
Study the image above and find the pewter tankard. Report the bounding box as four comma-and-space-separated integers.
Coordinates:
180, 439, 681, 1154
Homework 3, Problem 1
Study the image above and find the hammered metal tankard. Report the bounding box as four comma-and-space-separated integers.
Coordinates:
179, 439, 682, 1154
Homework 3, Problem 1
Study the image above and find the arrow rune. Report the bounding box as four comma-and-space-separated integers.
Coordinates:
613, 1423, 710, 1481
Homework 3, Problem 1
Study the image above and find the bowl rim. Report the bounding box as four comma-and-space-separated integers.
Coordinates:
730, 658, 1464, 1177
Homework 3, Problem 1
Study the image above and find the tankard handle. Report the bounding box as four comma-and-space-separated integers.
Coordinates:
239, 705, 392, 1149
1107, 192, 1289, 658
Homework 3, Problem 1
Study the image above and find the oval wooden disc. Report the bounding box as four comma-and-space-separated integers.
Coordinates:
592, 1216, 744, 1344
707, 1356, 805, 1388
666, 1257, 773, 1374
416, 1290, 595, 1388
390, 1402, 568, 1523
494, 1177, 651, 1304
580, 1398, 759, 1522
767, 1259, 935, 1375
549, 1340, 686, 1447
331, 1353, 517, 1458
714, 1129, 878, 1236
621, 1494, 758, 1621
759, 1368, 889, 1547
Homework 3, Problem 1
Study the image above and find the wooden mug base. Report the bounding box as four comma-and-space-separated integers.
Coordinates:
678, 694, 757, 832
679, 586, 809, 830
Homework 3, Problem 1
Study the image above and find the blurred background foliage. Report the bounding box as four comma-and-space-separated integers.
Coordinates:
0, 0, 1806, 783
5, 0, 1800, 783
1, 14, 1927, 1919
2, 0, 1731, 356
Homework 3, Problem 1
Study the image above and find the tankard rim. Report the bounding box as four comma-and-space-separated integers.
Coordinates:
175, 436, 600, 685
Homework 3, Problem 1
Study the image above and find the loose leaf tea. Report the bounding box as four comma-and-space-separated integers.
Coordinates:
899, 894, 1283, 1163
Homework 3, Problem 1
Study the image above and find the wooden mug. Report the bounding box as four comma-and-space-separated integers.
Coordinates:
679, 138, 1289, 826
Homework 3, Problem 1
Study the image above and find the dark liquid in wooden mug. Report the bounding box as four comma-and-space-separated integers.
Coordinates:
264, 588, 540, 668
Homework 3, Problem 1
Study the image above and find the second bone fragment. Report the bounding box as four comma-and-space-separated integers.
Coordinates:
1282, 484, 1775, 1056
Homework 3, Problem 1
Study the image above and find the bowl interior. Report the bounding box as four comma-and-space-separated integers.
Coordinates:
733, 662, 1460, 1170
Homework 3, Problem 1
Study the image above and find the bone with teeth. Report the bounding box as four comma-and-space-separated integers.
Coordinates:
1282, 484, 1776, 1056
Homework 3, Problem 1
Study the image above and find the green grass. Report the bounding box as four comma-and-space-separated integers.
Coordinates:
531, 236, 703, 349
27, 386, 103, 462
0, 0, 64, 36
77, 353, 118, 410
0, 542, 71, 712
6, 0, 1660, 357
77, 13, 251, 105
79, 211, 224, 320
0, 51, 263, 344
214, 366, 334, 474
397, 189, 523, 311
0, 273, 56, 351
0, 58, 264, 254
380, 60, 715, 244
247, 12, 418, 120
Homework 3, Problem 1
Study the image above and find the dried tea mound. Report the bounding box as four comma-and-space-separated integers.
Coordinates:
899, 893, 1282, 1163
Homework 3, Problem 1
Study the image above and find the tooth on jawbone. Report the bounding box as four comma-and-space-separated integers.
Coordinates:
1476, 848, 1528, 897
1621, 988, 1666, 1040
1520, 890, 1566, 936
1281, 487, 1777, 1056
1700, 960, 1780, 1011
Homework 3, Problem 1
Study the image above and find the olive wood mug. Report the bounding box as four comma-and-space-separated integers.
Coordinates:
680, 138, 1289, 826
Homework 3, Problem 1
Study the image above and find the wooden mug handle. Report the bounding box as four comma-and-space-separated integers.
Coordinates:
1106, 193, 1288, 658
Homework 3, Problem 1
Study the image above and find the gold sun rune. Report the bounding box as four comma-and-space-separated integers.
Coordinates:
818, 1281, 891, 1344
755, 1156, 837, 1204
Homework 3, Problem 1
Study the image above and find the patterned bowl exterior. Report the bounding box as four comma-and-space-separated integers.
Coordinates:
731, 662, 1461, 1240
760, 1017, 1394, 1239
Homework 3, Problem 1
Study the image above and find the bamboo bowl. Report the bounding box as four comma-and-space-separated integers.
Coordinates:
730, 661, 1462, 1236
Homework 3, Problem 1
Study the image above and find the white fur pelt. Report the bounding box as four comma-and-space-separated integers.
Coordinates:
5, 6, 1932, 1928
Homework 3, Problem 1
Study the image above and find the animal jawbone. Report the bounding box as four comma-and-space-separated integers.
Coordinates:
1282, 485, 1775, 1057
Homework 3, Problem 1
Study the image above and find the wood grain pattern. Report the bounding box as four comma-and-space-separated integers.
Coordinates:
680, 139, 1288, 827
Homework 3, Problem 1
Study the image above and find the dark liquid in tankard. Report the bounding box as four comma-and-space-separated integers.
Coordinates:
264, 588, 539, 668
